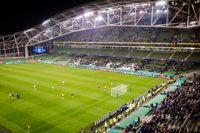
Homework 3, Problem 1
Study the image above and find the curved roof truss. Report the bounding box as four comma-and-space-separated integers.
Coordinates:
0, 0, 200, 49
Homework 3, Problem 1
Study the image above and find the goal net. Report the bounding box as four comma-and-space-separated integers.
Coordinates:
111, 84, 128, 97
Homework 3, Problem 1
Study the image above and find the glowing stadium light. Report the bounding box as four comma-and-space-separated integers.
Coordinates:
42, 19, 50, 25
84, 12, 94, 17
124, 4, 132, 8
118, 7, 122, 10
135, 4, 140, 7
130, 12, 135, 16
139, 10, 145, 14
75, 15, 83, 20
178, 23, 186, 27
141, 3, 148, 7
156, 1, 166, 6
99, 9, 107, 13
190, 21, 196, 24
190, 21, 198, 25
95, 15, 103, 21
156, 10, 161, 14
164, 9, 168, 13
147, 3, 151, 6
108, 7, 113, 12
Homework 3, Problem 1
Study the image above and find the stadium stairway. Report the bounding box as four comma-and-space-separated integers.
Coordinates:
169, 51, 175, 59
146, 51, 152, 58
187, 52, 200, 62
184, 52, 193, 61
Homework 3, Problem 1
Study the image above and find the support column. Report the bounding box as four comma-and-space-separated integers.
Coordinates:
187, 0, 191, 27
25, 46, 28, 58
166, 4, 169, 26
199, 9, 200, 25
107, 9, 110, 25
151, 5, 154, 25
134, 7, 137, 25
119, 7, 123, 25
17, 45, 19, 57
4, 45, 6, 57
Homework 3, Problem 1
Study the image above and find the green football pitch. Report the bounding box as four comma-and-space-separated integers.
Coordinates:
0, 63, 164, 133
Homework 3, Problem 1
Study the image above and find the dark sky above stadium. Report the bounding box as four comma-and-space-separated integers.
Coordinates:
0, 0, 95, 35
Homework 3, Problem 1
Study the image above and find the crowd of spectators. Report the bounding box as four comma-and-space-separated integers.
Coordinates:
139, 74, 200, 133
68, 55, 199, 74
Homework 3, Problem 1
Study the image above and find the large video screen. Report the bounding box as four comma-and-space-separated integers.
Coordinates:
33, 46, 46, 54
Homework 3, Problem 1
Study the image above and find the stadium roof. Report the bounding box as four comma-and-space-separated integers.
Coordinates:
0, 0, 200, 49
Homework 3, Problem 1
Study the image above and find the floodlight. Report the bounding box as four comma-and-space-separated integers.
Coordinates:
108, 7, 113, 12
75, 16, 83, 20
190, 21, 198, 25
84, 12, 94, 17
118, 7, 122, 10
156, 10, 161, 14
135, 4, 140, 7
182, 2, 187, 6
164, 9, 168, 13
95, 15, 103, 21
156, 1, 166, 6
141, 3, 148, 7
99, 9, 107, 13
139, 10, 145, 14
42, 19, 50, 25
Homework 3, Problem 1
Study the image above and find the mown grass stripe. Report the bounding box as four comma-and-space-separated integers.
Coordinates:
0, 63, 164, 132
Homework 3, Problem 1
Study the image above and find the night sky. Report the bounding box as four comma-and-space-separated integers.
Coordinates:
0, 0, 95, 35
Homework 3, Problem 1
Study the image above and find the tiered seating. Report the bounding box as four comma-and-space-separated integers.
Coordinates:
149, 52, 172, 59
49, 54, 70, 61
172, 52, 190, 60
188, 52, 200, 62
50, 48, 74, 53
72, 48, 88, 54
156, 32, 171, 42
128, 50, 150, 58
55, 26, 200, 43
41, 54, 57, 60
137, 75, 200, 133
36, 54, 70, 62
37, 53, 200, 75
50, 47, 200, 62
85, 49, 99, 54
112, 48, 130, 56
51, 48, 100, 55
107, 78, 188, 133
97, 48, 114, 56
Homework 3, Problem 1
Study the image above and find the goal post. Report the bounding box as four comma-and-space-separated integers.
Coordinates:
111, 84, 128, 97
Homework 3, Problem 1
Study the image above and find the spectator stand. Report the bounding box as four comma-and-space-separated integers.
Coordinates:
107, 78, 187, 133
